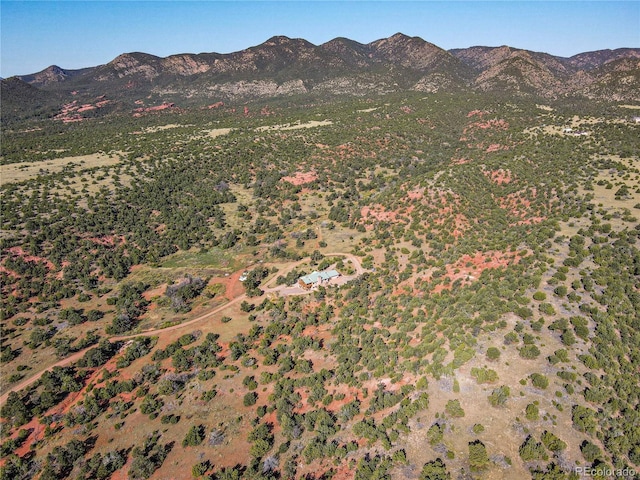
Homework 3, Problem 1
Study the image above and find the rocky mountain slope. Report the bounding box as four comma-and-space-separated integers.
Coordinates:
3, 33, 639, 121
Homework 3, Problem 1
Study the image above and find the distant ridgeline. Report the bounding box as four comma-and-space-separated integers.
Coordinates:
2, 33, 640, 123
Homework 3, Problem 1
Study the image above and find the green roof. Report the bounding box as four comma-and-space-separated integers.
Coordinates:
299, 269, 340, 284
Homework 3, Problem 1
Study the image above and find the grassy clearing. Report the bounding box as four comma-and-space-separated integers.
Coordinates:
0, 152, 122, 185
203, 127, 233, 138
140, 124, 194, 133
255, 120, 333, 132
219, 185, 254, 230
582, 156, 640, 225
159, 247, 239, 270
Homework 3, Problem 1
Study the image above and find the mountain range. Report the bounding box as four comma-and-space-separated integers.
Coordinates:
2, 33, 639, 121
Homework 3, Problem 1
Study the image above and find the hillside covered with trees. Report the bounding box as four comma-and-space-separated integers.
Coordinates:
1, 91, 639, 479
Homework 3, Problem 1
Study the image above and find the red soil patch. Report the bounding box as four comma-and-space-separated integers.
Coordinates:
391, 281, 416, 297
514, 217, 546, 225
56, 261, 71, 279
426, 188, 460, 208
293, 388, 314, 415
6, 419, 44, 460
87, 235, 126, 247
450, 213, 470, 239
281, 170, 318, 186
402, 186, 469, 239
209, 269, 244, 301
132, 103, 176, 117
323, 385, 359, 413
302, 302, 322, 315
0, 265, 18, 277
331, 462, 356, 480
336, 143, 355, 155
426, 250, 523, 293
361, 205, 398, 223
361, 204, 415, 230
77, 104, 96, 113
460, 115, 510, 152
451, 157, 471, 165
6, 360, 128, 462
485, 143, 509, 153
133, 103, 174, 113
361, 376, 416, 397
467, 110, 489, 117
406, 187, 425, 200
416, 118, 435, 128
109, 463, 131, 480
498, 188, 545, 224
54, 97, 112, 122
484, 168, 514, 185
466, 119, 509, 131
7, 246, 55, 270
312, 138, 385, 163
142, 284, 167, 301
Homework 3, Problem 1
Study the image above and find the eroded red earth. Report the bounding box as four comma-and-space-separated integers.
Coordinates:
281, 171, 318, 186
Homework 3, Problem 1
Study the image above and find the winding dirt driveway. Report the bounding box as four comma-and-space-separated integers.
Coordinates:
0, 253, 364, 405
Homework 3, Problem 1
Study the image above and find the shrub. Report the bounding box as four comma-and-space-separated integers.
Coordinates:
553, 285, 567, 297
445, 399, 465, 418
242, 375, 258, 391
525, 403, 539, 421
530, 373, 549, 390
571, 405, 597, 434
427, 423, 444, 445
541, 431, 566, 452
468, 440, 489, 470
160, 414, 180, 425
519, 345, 541, 359
488, 386, 510, 407
570, 316, 589, 340
539, 303, 556, 315
471, 367, 498, 384
486, 347, 501, 361
504, 331, 519, 345
243, 392, 258, 407
580, 441, 602, 462
561, 330, 576, 346
419, 458, 450, 479
182, 425, 205, 447
192, 461, 210, 478
519, 435, 548, 462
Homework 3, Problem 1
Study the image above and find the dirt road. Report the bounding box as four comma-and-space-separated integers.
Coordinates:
0, 253, 364, 405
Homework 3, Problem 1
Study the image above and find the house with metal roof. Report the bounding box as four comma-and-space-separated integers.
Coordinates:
298, 269, 340, 290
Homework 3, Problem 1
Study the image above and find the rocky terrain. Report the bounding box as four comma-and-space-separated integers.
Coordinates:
2, 33, 639, 124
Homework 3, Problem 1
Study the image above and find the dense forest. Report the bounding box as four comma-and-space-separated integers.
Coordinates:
1, 91, 639, 479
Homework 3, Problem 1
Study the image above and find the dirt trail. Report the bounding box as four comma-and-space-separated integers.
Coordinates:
0, 253, 363, 406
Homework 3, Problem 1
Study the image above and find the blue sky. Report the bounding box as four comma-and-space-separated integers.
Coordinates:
1, 1, 638, 77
